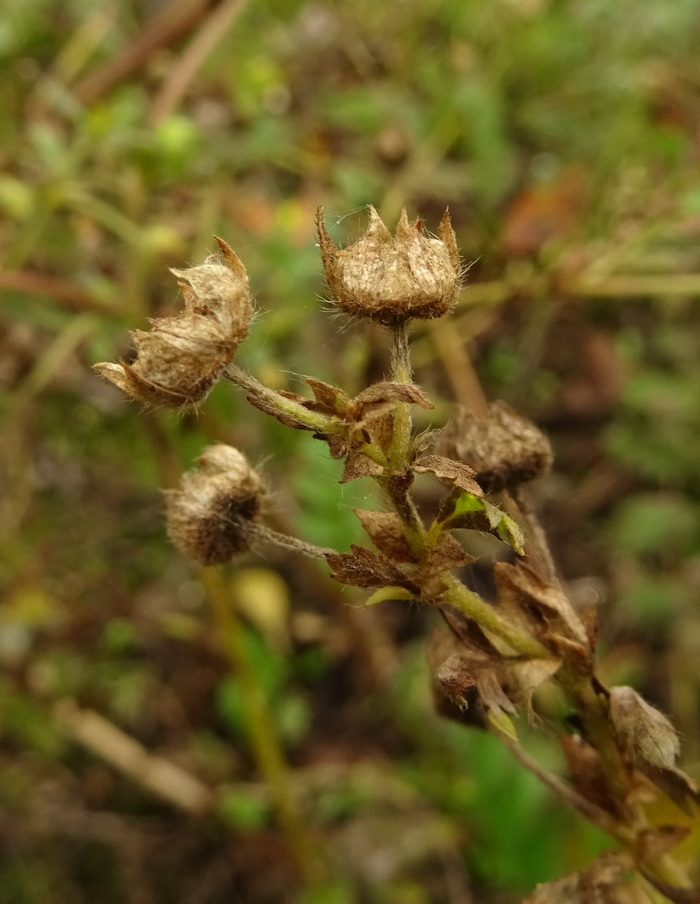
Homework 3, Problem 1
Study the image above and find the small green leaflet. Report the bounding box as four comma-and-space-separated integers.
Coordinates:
443, 492, 525, 555
364, 586, 415, 606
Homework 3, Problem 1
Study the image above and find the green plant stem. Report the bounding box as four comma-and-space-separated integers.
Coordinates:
225, 364, 343, 436
387, 317, 414, 470
442, 574, 550, 659
378, 317, 430, 547
199, 568, 321, 883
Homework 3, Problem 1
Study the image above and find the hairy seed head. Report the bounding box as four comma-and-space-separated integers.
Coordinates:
165, 445, 263, 565
93, 238, 252, 408
317, 206, 461, 321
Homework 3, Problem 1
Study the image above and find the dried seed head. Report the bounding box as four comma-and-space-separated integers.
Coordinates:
165, 444, 264, 565
609, 686, 681, 769
439, 401, 553, 493
93, 238, 252, 408
317, 206, 461, 321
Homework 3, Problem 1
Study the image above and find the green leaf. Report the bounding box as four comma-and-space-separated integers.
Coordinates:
487, 708, 518, 742
364, 586, 415, 606
492, 509, 526, 555
443, 493, 525, 554
449, 492, 486, 517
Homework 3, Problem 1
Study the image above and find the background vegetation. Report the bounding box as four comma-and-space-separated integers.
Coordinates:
2, 0, 700, 901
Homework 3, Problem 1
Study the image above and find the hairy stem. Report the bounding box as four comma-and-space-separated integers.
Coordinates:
249, 521, 336, 559
387, 318, 413, 471
225, 364, 343, 435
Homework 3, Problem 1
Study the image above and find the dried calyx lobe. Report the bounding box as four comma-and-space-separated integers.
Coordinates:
93, 238, 252, 408
317, 206, 462, 321
165, 445, 264, 566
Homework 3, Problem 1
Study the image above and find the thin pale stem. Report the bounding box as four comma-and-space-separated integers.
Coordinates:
249, 521, 336, 559
494, 727, 631, 843
199, 568, 321, 883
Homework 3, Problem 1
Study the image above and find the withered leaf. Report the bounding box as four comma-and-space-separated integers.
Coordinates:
440, 607, 504, 658
507, 658, 561, 717
639, 867, 700, 904
419, 532, 473, 578
427, 628, 518, 723
411, 428, 442, 458
354, 509, 416, 562
340, 450, 385, 482
523, 851, 634, 904
559, 735, 617, 815
478, 668, 517, 718
353, 381, 434, 411
324, 545, 414, 590
642, 764, 700, 816
413, 454, 483, 495
609, 686, 680, 770
277, 388, 312, 406
636, 825, 690, 863
361, 408, 395, 456
433, 651, 478, 708
304, 376, 349, 414
324, 434, 347, 459
494, 561, 589, 648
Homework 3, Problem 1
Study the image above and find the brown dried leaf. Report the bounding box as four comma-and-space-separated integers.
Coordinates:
477, 669, 517, 718
427, 628, 518, 721
636, 825, 690, 863
609, 686, 681, 769
495, 561, 589, 649
277, 389, 312, 406
411, 428, 442, 457
413, 454, 484, 495
432, 651, 478, 708
524, 851, 636, 904
340, 450, 385, 482
640, 764, 700, 816
559, 735, 617, 815
440, 607, 504, 658
354, 510, 416, 562
507, 658, 561, 716
325, 435, 347, 459
324, 545, 413, 590
304, 376, 349, 414
419, 532, 474, 578
354, 380, 434, 411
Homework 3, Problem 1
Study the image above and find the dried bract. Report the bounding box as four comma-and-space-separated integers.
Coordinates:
317, 206, 461, 321
165, 444, 263, 565
609, 686, 680, 770
439, 401, 553, 493
94, 238, 252, 407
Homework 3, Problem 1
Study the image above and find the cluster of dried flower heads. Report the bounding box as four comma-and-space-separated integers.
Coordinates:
94, 207, 699, 903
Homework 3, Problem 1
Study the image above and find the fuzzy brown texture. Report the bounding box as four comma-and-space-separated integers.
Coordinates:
609, 686, 680, 769
439, 400, 553, 493
165, 445, 263, 566
94, 238, 252, 407
317, 206, 461, 321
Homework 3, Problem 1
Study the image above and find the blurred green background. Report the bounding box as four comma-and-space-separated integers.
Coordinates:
2, 0, 700, 901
